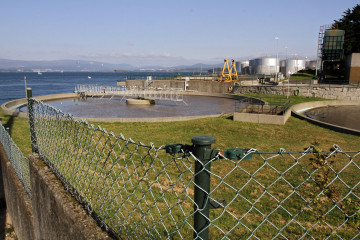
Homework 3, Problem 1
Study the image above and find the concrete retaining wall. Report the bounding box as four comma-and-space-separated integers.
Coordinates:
29, 154, 112, 240
126, 79, 360, 100
1, 93, 78, 118
0, 146, 34, 240
234, 107, 292, 125
126, 79, 235, 94
0, 145, 112, 240
232, 85, 360, 101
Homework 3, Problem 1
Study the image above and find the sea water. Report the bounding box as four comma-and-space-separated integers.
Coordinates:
0, 72, 190, 105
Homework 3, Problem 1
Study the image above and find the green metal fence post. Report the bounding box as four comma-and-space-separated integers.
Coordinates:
27, 88, 37, 152
192, 135, 216, 240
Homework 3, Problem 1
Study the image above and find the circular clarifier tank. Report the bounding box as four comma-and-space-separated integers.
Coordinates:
304, 105, 360, 131
11, 93, 244, 122
292, 100, 360, 135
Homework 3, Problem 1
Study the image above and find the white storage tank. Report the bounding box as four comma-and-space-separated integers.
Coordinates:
252, 57, 279, 75
240, 60, 249, 74
280, 60, 287, 76
280, 59, 306, 77
306, 60, 319, 70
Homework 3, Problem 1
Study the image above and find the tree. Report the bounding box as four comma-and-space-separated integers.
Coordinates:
334, 4, 360, 56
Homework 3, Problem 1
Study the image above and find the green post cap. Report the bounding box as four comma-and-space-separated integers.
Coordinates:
192, 135, 216, 146
26, 88, 32, 98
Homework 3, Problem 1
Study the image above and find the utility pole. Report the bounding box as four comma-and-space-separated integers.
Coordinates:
24, 76, 28, 98
275, 37, 279, 82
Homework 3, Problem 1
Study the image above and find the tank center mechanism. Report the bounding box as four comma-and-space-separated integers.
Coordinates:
126, 97, 155, 105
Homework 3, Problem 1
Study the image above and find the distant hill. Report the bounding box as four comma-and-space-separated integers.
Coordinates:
0, 59, 222, 73
0, 59, 136, 72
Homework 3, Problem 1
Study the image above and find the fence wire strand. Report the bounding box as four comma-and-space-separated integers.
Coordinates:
0, 121, 32, 198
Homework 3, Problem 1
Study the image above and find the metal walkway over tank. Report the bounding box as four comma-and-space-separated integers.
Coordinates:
74, 84, 186, 103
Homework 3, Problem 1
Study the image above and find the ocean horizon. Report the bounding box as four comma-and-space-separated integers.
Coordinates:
0, 71, 194, 105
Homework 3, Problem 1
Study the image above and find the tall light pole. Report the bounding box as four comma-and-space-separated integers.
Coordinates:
275, 37, 279, 82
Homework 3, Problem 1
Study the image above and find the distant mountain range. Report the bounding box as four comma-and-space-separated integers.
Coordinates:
0, 59, 220, 72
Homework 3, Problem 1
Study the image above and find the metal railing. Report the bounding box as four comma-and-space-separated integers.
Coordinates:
75, 84, 126, 94
74, 84, 185, 103
0, 121, 31, 198
235, 96, 291, 115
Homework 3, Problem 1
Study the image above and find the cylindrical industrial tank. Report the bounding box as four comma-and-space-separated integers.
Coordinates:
253, 57, 279, 75
280, 60, 286, 75
280, 59, 306, 77
235, 61, 241, 73
306, 60, 319, 70
240, 60, 249, 74
249, 59, 255, 74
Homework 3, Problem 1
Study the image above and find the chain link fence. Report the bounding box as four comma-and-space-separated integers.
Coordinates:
0, 121, 31, 198
1, 96, 359, 239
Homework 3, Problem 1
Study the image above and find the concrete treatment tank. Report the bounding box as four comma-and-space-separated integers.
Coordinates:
252, 57, 279, 75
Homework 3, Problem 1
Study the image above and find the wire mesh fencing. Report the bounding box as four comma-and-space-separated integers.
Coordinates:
28, 98, 197, 239
27, 98, 360, 239
0, 121, 32, 198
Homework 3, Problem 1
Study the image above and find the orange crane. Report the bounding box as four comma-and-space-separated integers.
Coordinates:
220, 59, 238, 82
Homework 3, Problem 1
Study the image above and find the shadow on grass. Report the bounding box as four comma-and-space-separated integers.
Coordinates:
2, 112, 20, 136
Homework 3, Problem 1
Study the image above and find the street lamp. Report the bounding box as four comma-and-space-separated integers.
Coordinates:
287, 71, 291, 99
275, 37, 279, 82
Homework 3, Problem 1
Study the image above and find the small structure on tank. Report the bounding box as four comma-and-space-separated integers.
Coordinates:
126, 97, 155, 105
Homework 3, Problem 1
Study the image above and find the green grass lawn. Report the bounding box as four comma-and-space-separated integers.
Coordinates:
289, 72, 315, 80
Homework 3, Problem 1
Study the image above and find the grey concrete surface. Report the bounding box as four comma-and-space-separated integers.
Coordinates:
0, 145, 35, 240
234, 107, 292, 125
28, 153, 112, 240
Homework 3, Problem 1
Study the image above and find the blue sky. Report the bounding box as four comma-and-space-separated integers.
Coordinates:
0, 0, 358, 67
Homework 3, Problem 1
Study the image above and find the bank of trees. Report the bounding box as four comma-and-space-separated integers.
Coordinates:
335, 4, 360, 56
